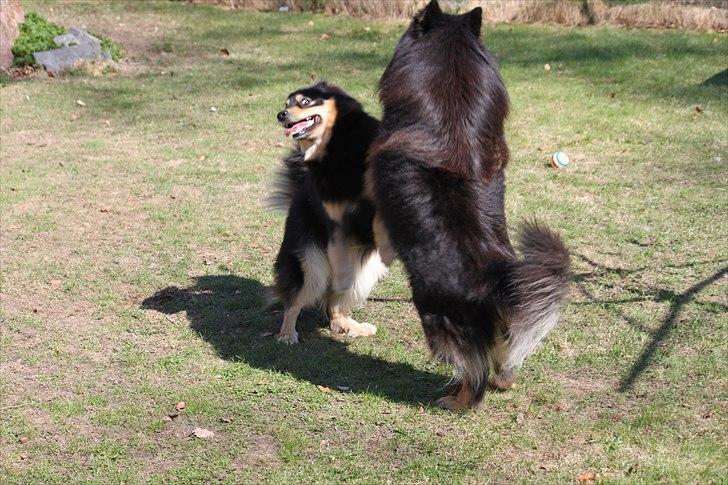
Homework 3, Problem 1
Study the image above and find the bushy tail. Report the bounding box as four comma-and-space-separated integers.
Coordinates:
265, 151, 306, 211
501, 220, 572, 372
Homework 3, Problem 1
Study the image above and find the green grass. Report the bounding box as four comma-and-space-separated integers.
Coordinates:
1, 1, 727, 483
11, 11, 64, 66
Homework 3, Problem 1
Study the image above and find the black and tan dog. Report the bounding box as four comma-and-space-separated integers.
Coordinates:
367, 1, 571, 410
268, 81, 386, 345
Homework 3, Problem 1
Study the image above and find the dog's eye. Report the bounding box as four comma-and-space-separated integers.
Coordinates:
301, 98, 310, 107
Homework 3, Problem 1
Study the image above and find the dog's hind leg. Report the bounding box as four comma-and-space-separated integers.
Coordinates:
327, 250, 385, 338
420, 313, 490, 411
328, 296, 377, 337
328, 227, 356, 294
373, 214, 397, 266
487, 338, 516, 391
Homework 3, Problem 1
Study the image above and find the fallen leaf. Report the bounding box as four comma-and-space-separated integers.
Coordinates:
19, 453, 29, 460
219, 416, 233, 423
256, 380, 272, 385
577, 471, 598, 483
191, 427, 215, 439
544, 63, 551, 71
317, 385, 332, 393
702, 410, 715, 419
320, 33, 330, 40
18, 436, 29, 444
220, 48, 230, 55
175, 401, 186, 411
694, 106, 703, 114
434, 428, 446, 437
162, 415, 173, 422
167, 412, 179, 420
76, 99, 86, 106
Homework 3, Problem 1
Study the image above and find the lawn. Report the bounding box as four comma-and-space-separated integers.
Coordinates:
1, 1, 726, 483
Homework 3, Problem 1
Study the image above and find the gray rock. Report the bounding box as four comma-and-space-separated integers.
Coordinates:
33, 27, 110, 75
53, 33, 79, 47
67, 27, 101, 47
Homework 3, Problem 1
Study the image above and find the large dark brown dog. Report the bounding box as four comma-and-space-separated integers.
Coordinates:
366, 0, 571, 410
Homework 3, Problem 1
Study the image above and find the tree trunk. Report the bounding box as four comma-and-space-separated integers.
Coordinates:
1, 0, 25, 71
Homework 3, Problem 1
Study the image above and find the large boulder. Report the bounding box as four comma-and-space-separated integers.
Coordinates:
33, 27, 111, 75
0, 0, 24, 70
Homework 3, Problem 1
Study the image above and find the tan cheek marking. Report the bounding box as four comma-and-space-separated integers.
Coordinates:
288, 106, 304, 118
295, 94, 303, 103
322, 99, 337, 134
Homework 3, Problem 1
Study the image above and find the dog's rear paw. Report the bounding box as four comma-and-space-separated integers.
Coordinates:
350, 321, 377, 337
489, 370, 515, 391
435, 395, 470, 413
276, 331, 299, 345
330, 318, 377, 338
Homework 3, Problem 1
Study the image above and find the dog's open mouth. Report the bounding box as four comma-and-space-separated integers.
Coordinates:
284, 115, 321, 139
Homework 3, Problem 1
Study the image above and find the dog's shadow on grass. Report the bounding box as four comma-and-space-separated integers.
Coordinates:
141, 275, 445, 406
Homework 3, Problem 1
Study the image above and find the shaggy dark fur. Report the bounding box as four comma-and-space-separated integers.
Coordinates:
367, 0, 571, 410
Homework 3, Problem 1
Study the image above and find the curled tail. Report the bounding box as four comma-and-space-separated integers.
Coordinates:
265, 150, 307, 211
501, 220, 571, 373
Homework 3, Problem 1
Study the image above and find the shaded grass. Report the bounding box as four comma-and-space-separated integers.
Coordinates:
1, 1, 726, 483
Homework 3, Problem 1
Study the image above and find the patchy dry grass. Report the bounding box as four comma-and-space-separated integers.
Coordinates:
205, 0, 728, 31
1, 1, 727, 483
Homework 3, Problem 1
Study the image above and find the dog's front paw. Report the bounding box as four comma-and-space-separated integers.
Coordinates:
276, 331, 299, 345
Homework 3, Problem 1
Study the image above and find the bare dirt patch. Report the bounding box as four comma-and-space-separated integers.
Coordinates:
232, 432, 280, 470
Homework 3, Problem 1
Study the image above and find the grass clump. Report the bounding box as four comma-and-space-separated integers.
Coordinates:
11, 12, 64, 66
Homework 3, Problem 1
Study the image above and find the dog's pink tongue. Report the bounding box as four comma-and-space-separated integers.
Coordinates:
284, 120, 308, 137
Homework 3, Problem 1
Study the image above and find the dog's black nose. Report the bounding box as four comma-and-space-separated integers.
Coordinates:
277, 110, 288, 122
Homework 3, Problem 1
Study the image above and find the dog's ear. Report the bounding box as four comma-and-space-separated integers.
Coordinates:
464, 7, 482, 37
412, 0, 443, 36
